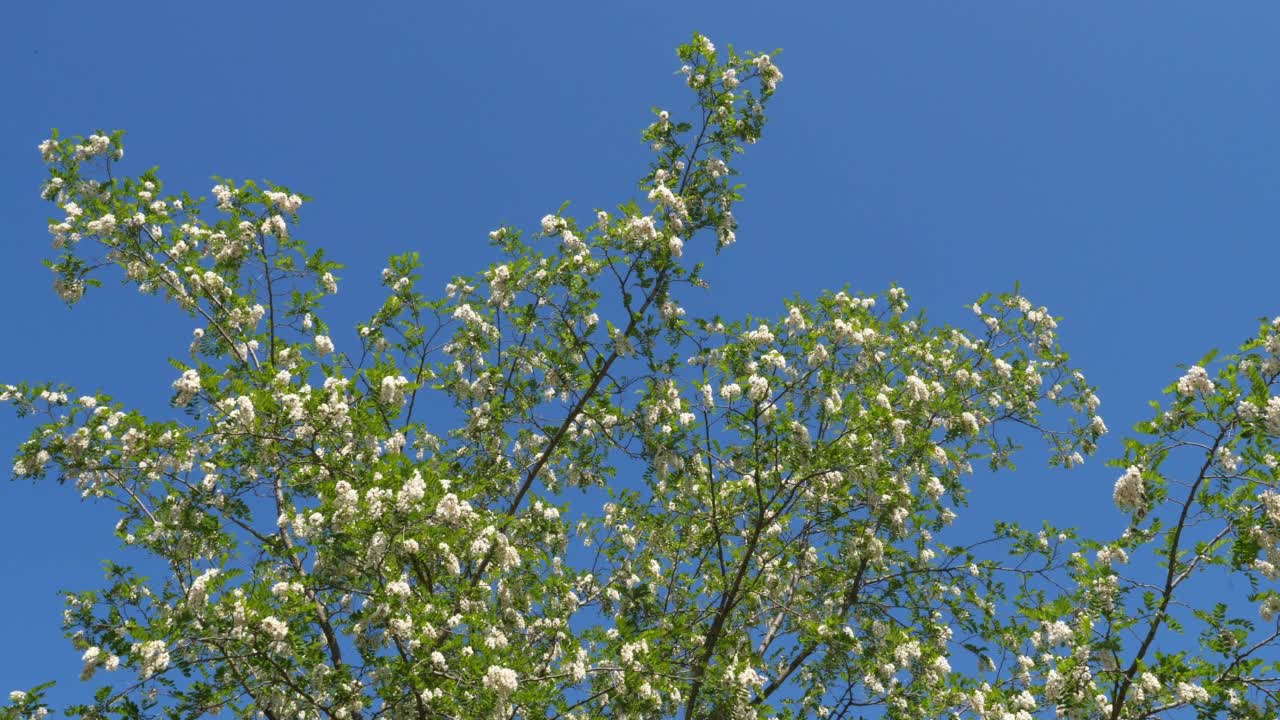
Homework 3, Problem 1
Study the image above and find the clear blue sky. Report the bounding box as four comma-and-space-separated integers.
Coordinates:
2, 0, 1278, 706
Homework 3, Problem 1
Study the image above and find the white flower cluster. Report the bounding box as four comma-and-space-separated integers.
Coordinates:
260, 615, 290, 654
887, 286, 909, 312
330, 480, 359, 522
230, 395, 255, 429
79, 646, 119, 680
720, 383, 742, 403
1261, 595, 1280, 621
314, 335, 334, 356
1264, 395, 1280, 435
72, 134, 113, 160
483, 665, 519, 698
784, 306, 806, 332
753, 54, 784, 92
261, 615, 289, 641
628, 215, 659, 244
1113, 465, 1145, 512
453, 303, 497, 337
1175, 681, 1209, 704
386, 576, 412, 598
54, 277, 85, 303
136, 639, 170, 679
262, 214, 288, 238
380, 375, 409, 406
396, 471, 426, 512
541, 214, 566, 235
172, 369, 201, 405
211, 184, 234, 211
486, 264, 514, 306
697, 33, 715, 57
1040, 620, 1074, 647
1095, 545, 1128, 566
743, 323, 775, 345
188, 567, 220, 608
435, 492, 474, 525
1176, 365, 1214, 397
905, 375, 931, 403
264, 190, 303, 213
85, 213, 117, 235
38, 138, 59, 161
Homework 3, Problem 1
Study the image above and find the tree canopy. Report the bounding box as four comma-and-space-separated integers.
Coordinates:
5, 33, 1280, 720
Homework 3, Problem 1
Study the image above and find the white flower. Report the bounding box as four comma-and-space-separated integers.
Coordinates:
321, 272, 338, 294
172, 368, 201, 405
79, 646, 103, 680
483, 665, 519, 698
905, 375, 930, 403
264, 190, 303, 213
1112, 465, 1145, 512
386, 578, 411, 597
1264, 396, 1280, 435
1096, 546, 1128, 566
38, 138, 58, 161
484, 627, 509, 650
1090, 414, 1108, 435
188, 568, 220, 607
212, 184, 234, 210
381, 375, 410, 406
784, 306, 806, 332
397, 472, 426, 511
435, 493, 474, 524
891, 418, 908, 445
1176, 681, 1209, 704
8, 690, 27, 703
1042, 620, 1073, 646
736, 666, 763, 688
1261, 596, 1280, 621
262, 214, 288, 238
233, 395, 255, 428
137, 640, 170, 679
1217, 446, 1241, 473
1260, 490, 1280, 524
260, 616, 289, 641
628, 215, 658, 243
753, 54, 784, 91
743, 323, 774, 345
314, 335, 334, 355
1176, 365, 1214, 397
85, 214, 117, 235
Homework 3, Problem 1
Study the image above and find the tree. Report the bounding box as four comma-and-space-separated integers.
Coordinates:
4, 33, 1279, 720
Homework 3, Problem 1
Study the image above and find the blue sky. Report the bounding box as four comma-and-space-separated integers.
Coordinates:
2, 0, 1278, 707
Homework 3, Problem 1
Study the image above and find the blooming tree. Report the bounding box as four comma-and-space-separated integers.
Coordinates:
6, 34, 1280, 720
